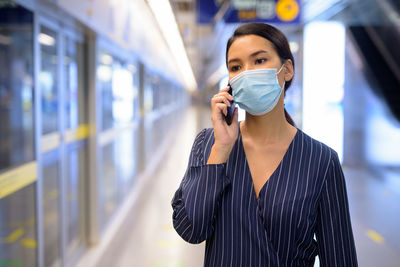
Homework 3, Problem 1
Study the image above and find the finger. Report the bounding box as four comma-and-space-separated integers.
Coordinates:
216, 103, 227, 116
216, 91, 233, 101
211, 95, 223, 105
219, 86, 230, 92
217, 92, 234, 103
219, 91, 234, 101
212, 95, 231, 106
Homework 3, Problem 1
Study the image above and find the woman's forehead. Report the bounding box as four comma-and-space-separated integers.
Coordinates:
228, 35, 277, 59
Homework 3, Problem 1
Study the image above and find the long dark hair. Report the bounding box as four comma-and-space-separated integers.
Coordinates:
226, 23, 296, 126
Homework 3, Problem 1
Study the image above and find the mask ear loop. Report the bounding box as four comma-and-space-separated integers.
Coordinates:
277, 62, 285, 74
277, 62, 286, 89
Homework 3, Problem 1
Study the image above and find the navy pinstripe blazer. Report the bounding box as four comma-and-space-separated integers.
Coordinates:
172, 127, 358, 266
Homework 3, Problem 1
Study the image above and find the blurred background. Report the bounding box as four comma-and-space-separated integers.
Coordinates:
0, 0, 399, 266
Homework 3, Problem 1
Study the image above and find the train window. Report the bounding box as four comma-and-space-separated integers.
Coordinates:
0, 3, 35, 172
143, 72, 154, 113
98, 51, 114, 131
152, 75, 159, 111
99, 142, 118, 230
98, 52, 136, 130
65, 144, 86, 256
39, 26, 59, 135
127, 63, 139, 120
64, 36, 85, 129
112, 62, 134, 125
42, 157, 61, 267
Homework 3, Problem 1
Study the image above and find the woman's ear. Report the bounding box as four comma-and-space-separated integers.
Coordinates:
284, 59, 294, 82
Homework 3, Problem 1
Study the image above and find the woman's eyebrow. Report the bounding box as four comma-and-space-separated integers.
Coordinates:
228, 50, 268, 65
250, 50, 268, 57
227, 58, 241, 65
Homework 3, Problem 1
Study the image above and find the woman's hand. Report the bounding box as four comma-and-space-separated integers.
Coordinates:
207, 86, 239, 164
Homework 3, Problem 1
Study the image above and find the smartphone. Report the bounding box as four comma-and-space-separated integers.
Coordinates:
225, 84, 235, 125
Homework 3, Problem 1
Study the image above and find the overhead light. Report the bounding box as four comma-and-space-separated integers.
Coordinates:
147, 0, 197, 91
100, 53, 113, 65
97, 65, 112, 82
289, 41, 299, 53
38, 33, 55, 46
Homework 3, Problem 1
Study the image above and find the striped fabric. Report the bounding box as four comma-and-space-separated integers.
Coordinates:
172, 127, 358, 266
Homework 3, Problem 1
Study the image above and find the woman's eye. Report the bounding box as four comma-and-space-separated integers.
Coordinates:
230, 65, 241, 72
255, 58, 266, 64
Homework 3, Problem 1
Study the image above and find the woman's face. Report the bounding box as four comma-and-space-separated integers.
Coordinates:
227, 34, 291, 87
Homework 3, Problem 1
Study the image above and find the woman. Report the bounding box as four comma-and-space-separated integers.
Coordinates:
171, 23, 357, 266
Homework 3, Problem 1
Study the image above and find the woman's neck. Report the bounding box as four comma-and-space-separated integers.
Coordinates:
241, 100, 294, 145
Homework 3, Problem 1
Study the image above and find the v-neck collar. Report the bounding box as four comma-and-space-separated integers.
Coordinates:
238, 125, 299, 201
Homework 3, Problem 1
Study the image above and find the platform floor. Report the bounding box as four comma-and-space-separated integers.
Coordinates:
94, 105, 400, 267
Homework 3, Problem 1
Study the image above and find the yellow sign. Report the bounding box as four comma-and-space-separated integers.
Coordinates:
4, 227, 25, 243
75, 124, 89, 140
276, 0, 299, 22
0, 162, 37, 199
65, 124, 90, 143
366, 230, 384, 244
238, 10, 258, 20
21, 238, 37, 248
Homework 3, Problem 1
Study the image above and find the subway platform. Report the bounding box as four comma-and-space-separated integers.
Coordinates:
76, 105, 400, 267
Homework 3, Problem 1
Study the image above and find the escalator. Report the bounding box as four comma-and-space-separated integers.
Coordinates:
347, 0, 400, 121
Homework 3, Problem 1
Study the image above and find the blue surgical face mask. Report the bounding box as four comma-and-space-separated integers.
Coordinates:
229, 65, 285, 116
